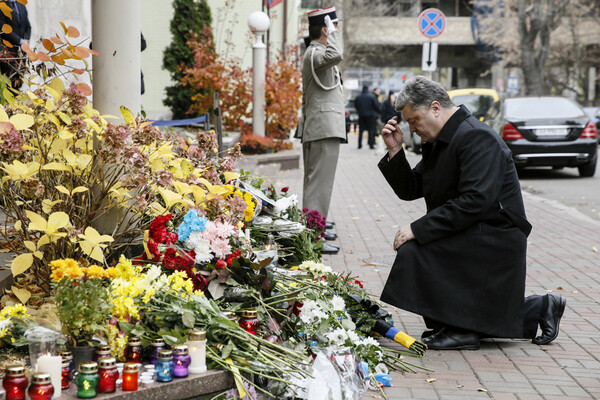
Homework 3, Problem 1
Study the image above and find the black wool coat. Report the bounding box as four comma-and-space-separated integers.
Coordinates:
378, 106, 528, 338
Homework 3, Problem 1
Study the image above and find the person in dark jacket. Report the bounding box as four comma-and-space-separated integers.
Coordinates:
378, 76, 566, 350
354, 85, 381, 149
0, 0, 31, 88
381, 90, 401, 124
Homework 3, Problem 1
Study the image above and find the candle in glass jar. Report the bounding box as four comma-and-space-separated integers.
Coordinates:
93, 345, 111, 362
172, 345, 191, 378
75, 362, 99, 398
36, 354, 62, 399
3, 365, 28, 400
239, 309, 260, 335
124, 337, 143, 363
155, 350, 174, 382
97, 357, 119, 393
122, 363, 139, 391
149, 337, 165, 365
28, 373, 54, 400
61, 358, 71, 390
187, 331, 207, 374
59, 351, 74, 379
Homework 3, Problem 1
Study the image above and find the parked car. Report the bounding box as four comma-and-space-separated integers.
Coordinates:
583, 106, 600, 143
345, 98, 358, 133
485, 96, 598, 177
448, 88, 499, 121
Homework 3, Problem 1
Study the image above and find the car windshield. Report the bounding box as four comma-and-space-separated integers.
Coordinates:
452, 94, 495, 118
504, 98, 585, 119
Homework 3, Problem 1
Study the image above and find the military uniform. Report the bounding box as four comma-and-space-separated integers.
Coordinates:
301, 27, 346, 219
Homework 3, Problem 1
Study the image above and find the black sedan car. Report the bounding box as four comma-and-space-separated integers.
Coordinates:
485, 96, 598, 177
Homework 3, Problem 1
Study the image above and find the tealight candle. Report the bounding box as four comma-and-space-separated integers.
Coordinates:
122, 363, 139, 391
97, 357, 119, 393
187, 331, 207, 374
93, 345, 111, 362
28, 373, 54, 400
155, 350, 174, 382
239, 309, 260, 335
36, 354, 62, 399
124, 337, 143, 363
3, 365, 28, 400
59, 351, 74, 379
75, 362, 99, 398
61, 359, 71, 390
172, 345, 191, 378
149, 338, 165, 365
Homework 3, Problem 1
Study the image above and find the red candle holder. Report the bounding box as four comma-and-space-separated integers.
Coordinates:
122, 363, 139, 391
124, 337, 143, 363
61, 358, 71, 389
98, 357, 119, 393
3, 365, 28, 400
28, 373, 54, 400
239, 309, 260, 335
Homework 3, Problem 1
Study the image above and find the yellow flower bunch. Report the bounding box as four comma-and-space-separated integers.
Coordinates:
50, 259, 121, 282
106, 323, 127, 361
0, 304, 30, 320
223, 184, 256, 222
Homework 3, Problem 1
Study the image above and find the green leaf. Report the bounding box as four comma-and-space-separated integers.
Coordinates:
162, 335, 178, 347
182, 311, 195, 328
341, 318, 356, 331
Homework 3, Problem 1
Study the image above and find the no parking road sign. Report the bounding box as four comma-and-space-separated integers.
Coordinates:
418, 8, 446, 39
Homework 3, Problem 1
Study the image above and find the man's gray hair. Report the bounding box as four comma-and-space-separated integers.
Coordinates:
395, 76, 453, 112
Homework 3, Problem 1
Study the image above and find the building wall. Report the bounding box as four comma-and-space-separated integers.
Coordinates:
21, 1, 301, 119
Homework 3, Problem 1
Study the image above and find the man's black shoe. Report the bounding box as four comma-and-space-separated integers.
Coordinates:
322, 243, 339, 254
421, 327, 480, 350
326, 221, 335, 230
324, 231, 337, 241
532, 294, 566, 345
421, 327, 443, 339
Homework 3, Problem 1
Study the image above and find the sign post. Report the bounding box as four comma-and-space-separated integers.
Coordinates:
418, 8, 445, 73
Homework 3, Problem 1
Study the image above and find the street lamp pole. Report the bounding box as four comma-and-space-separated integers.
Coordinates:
248, 11, 270, 137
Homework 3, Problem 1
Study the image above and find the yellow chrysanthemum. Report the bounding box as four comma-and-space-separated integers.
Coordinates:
243, 192, 256, 222
193, 290, 204, 297
0, 304, 30, 320
0, 327, 8, 338
50, 267, 66, 282
142, 287, 156, 304
86, 265, 106, 279
115, 255, 136, 281
104, 267, 121, 280
64, 264, 84, 280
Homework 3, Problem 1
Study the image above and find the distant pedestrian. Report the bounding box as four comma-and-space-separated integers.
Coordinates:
379, 75, 566, 350
381, 90, 401, 124
354, 85, 381, 149
0, 0, 31, 89
300, 6, 346, 254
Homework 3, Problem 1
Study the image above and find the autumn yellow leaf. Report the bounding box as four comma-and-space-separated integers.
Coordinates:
74, 46, 90, 59
0, 108, 8, 122
120, 105, 136, 127
78, 227, 113, 262
42, 38, 55, 52
0, 3, 12, 18
17, 0, 27, 5
11, 253, 33, 277
51, 54, 65, 65
76, 83, 92, 96
37, 51, 50, 62
11, 286, 31, 304
2, 24, 12, 34
67, 25, 80, 38
50, 35, 63, 45
9, 114, 34, 130
2, 39, 12, 48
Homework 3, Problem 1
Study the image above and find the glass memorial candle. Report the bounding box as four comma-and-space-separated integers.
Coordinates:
59, 351, 74, 379
61, 358, 71, 389
155, 350, 174, 382
122, 363, 139, 391
239, 310, 260, 335
187, 331, 207, 374
3, 365, 28, 400
124, 337, 143, 363
75, 362, 99, 398
27, 373, 54, 400
149, 338, 165, 365
97, 357, 119, 393
172, 345, 191, 378
93, 345, 111, 362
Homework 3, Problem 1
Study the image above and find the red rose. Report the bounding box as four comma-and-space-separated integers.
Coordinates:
215, 259, 227, 269
281, 187, 289, 193
162, 247, 177, 269
192, 274, 207, 292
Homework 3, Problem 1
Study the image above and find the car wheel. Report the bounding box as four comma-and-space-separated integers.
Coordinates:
578, 159, 596, 177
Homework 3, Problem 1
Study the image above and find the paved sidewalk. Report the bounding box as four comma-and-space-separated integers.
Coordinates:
252, 134, 600, 400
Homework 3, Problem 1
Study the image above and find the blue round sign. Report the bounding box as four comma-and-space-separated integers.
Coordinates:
418, 8, 446, 39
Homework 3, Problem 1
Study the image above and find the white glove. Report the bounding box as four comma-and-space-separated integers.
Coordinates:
324, 15, 336, 33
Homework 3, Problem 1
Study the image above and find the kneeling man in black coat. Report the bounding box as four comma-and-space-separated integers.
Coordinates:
378, 76, 566, 350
